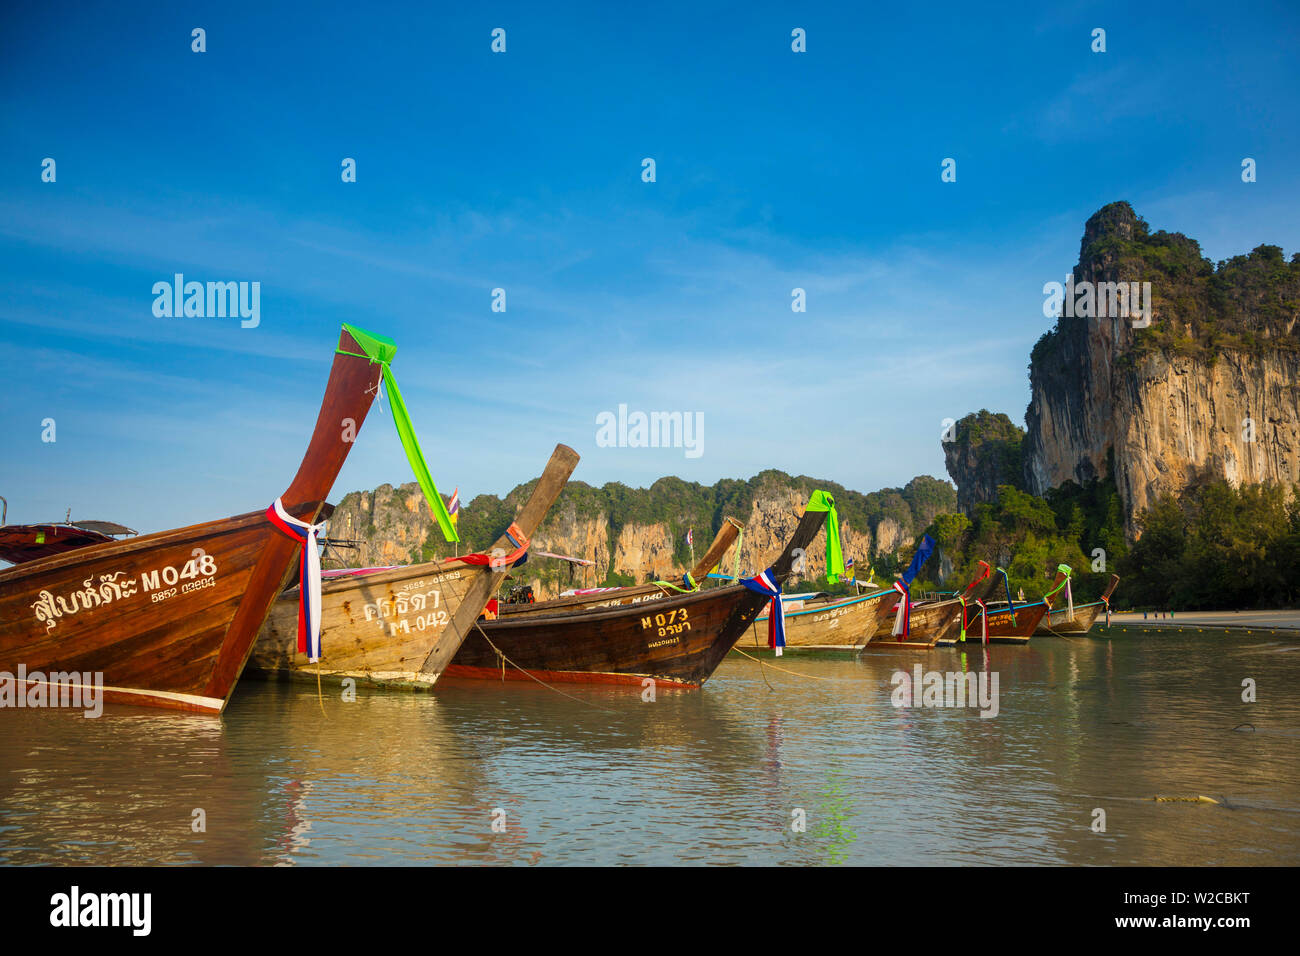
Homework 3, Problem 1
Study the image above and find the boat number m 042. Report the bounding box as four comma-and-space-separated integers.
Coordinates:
641, 607, 691, 638
383, 610, 449, 636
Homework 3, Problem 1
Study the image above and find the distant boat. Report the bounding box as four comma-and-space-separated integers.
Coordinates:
950, 565, 1071, 644
0, 324, 388, 713
246, 444, 579, 688
0, 498, 137, 565
1035, 574, 1120, 635
442, 506, 828, 687
869, 572, 1004, 650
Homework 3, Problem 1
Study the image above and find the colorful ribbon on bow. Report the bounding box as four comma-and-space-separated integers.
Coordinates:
742, 568, 785, 656
1044, 564, 1073, 616
805, 490, 847, 583
447, 522, 530, 569
336, 323, 459, 545
891, 580, 910, 640
266, 499, 326, 662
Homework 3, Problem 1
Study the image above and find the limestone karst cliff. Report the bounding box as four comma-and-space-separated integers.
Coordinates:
1022, 202, 1300, 530
942, 410, 1026, 513
325, 471, 955, 600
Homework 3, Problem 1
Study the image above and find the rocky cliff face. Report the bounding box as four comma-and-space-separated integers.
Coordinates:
326, 471, 953, 600
943, 410, 1026, 513
1024, 202, 1300, 530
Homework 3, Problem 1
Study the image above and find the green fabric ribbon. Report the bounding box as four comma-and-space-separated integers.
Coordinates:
339, 323, 460, 544
805, 490, 847, 583
1043, 563, 1073, 600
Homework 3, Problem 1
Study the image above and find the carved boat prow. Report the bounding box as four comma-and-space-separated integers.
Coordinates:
0, 324, 389, 713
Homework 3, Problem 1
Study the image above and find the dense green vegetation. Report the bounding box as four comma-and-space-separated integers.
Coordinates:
912, 479, 1122, 604
1120, 482, 1300, 609
1031, 201, 1300, 374
905, 474, 1300, 611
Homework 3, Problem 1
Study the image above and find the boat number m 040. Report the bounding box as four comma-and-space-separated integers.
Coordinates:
641, 607, 691, 638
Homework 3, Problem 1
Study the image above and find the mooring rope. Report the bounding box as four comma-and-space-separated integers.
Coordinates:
730, 645, 834, 681
435, 558, 616, 712
467, 619, 616, 712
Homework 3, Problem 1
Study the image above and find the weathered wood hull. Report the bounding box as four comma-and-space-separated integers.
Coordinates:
1036, 602, 1104, 635
446, 507, 827, 686
742, 589, 894, 648
247, 444, 580, 687
865, 597, 964, 649
1036, 574, 1119, 635
0, 327, 384, 713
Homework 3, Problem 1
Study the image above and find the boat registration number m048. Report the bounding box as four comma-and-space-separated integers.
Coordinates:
30, 550, 218, 630
140, 552, 218, 592
641, 607, 691, 638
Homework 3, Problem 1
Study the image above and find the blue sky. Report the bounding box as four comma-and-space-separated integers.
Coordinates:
2, 1, 1298, 533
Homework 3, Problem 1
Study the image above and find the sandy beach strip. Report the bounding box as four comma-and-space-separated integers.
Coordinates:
1109, 610, 1300, 631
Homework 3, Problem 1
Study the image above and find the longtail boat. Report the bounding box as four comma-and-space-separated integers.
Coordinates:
950, 565, 1070, 645
1035, 573, 1120, 635
443, 499, 833, 686
0, 324, 388, 713
494, 517, 744, 620
0, 498, 137, 565
246, 444, 580, 688
869, 567, 1007, 650
866, 595, 965, 649
863, 537, 976, 650
742, 587, 895, 649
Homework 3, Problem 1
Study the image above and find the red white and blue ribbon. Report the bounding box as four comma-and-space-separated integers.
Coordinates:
891, 580, 910, 640
741, 568, 785, 656
266, 498, 325, 662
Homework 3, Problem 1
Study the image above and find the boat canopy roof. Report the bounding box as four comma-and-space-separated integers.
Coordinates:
71, 520, 136, 536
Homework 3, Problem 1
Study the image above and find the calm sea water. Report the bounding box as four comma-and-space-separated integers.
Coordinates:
2, 628, 1297, 866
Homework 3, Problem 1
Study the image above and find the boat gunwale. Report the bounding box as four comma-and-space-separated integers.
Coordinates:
756, 587, 893, 622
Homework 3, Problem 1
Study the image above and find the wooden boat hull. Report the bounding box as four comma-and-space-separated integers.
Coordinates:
447, 507, 828, 686
1035, 602, 1105, 635
949, 601, 1048, 645
448, 585, 772, 686
0, 327, 384, 713
865, 597, 965, 649
247, 444, 580, 687
742, 589, 893, 648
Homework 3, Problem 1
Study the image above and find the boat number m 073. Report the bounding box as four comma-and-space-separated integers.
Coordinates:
641, 607, 691, 638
